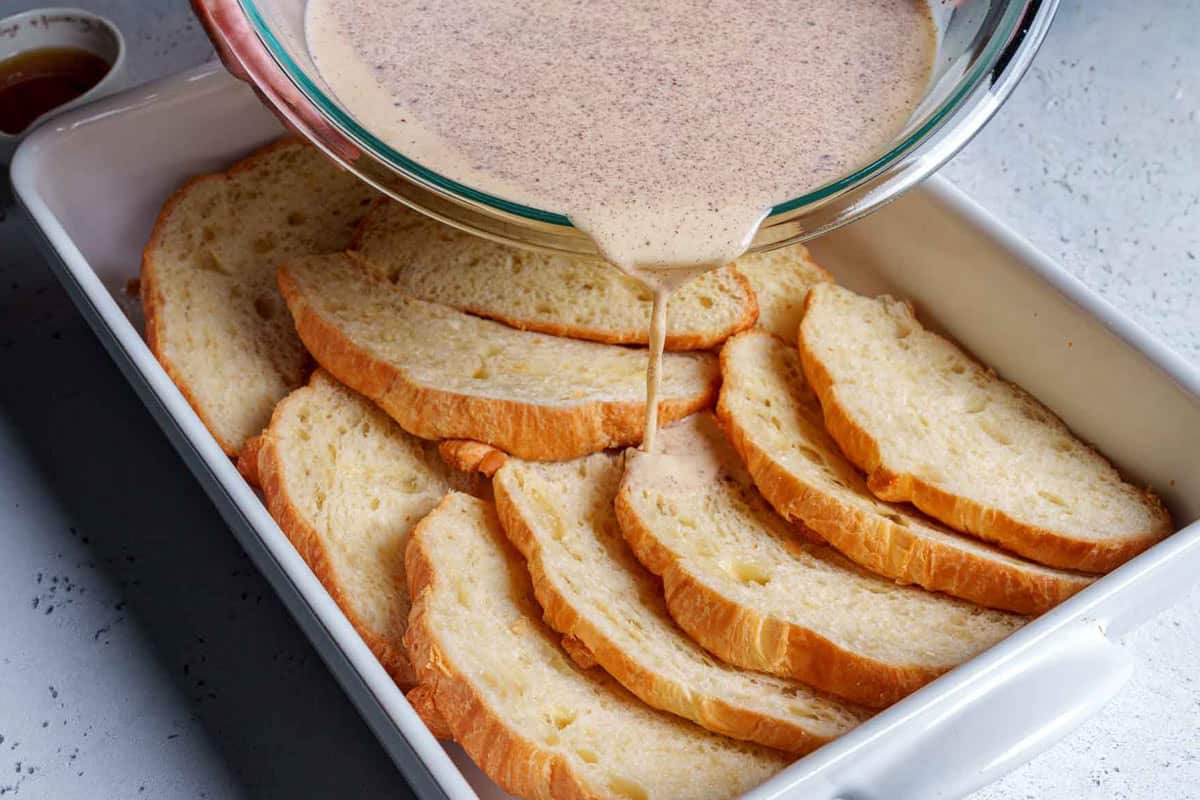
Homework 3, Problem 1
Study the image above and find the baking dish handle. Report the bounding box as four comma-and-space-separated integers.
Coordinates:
828, 619, 1133, 800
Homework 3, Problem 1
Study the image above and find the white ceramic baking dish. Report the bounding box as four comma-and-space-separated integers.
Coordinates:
11, 63, 1200, 800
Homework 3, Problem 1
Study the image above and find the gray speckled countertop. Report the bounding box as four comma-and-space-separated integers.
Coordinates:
0, 1, 1197, 798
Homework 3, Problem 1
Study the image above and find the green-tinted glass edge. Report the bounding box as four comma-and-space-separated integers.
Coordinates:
240, 0, 1026, 228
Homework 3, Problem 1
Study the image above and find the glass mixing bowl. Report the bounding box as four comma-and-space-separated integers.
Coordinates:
220, 0, 1058, 257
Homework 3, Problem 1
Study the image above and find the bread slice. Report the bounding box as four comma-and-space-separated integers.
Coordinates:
141, 139, 377, 455
236, 434, 265, 486
717, 330, 1094, 614
492, 452, 867, 752
351, 199, 757, 350
798, 284, 1172, 572
734, 244, 834, 341
246, 369, 469, 687
403, 493, 788, 800
278, 253, 720, 460
438, 439, 510, 478
615, 414, 1026, 708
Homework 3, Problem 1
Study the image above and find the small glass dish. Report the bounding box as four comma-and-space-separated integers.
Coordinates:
0, 7, 127, 162
222, 0, 1058, 257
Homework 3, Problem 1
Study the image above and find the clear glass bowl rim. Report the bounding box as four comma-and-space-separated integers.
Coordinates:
238, 0, 1034, 229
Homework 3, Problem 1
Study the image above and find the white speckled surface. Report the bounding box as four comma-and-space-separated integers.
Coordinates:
0, 1, 1196, 798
